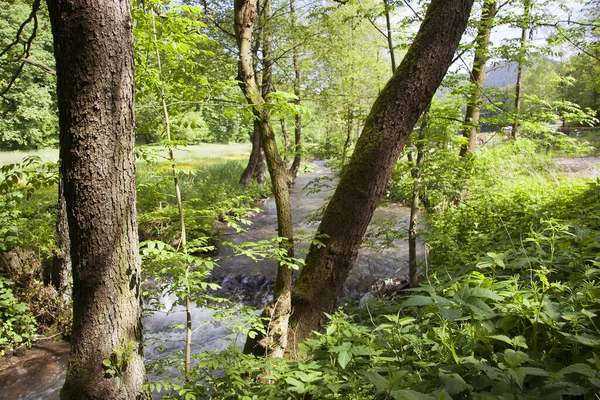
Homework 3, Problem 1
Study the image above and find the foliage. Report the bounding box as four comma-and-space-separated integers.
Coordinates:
137, 157, 268, 243
103, 340, 137, 378
148, 134, 600, 399
0, 0, 58, 150
132, 0, 245, 145
0, 155, 58, 256
0, 276, 36, 355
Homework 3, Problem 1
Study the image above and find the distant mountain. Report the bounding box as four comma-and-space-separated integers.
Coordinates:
484, 62, 519, 88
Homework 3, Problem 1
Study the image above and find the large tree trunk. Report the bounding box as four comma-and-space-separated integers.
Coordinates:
511, 0, 531, 140
235, 0, 294, 358
459, 0, 497, 156
47, 0, 145, 398
287, 0, 474, 355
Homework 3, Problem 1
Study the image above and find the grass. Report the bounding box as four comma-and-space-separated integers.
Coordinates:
0, 148, 60, 165
0, 143, 252, 166
570, 127, 600, 155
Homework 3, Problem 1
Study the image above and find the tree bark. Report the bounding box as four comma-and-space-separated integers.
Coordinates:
54, 174, 72, 306
460, 0, 497, 156
408, 106, 429, 286
235, 0, 294, 358
240, 121, 267, 186
47, 0, 145, 398
287, 0, 474, 355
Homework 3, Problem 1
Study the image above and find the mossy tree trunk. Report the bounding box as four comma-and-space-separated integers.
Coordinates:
287, 0, 474, 355
47, 0, 145, 398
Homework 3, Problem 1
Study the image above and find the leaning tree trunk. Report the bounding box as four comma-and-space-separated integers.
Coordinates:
47, 0, 145, 398
287, 0, 474, 356
511, 0, 531, 140
235, 0, 294, 358
459, 0, 498, 156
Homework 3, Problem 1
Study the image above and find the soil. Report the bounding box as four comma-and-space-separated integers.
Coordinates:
554, 156, 600, 179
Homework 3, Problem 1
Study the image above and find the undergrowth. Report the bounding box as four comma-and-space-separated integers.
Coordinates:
160, 141, 600, 399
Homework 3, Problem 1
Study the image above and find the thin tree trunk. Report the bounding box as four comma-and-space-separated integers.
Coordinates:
288, 0, 302, 181
235, 0, 294, 358
47, 0, 146, 397
150, 11, 191, 380
281, 118, 292, 168
287, 0, 474, 356
408, 107, 429, 286
341, 107, 353, 171
383, 0, 396, 72
511, 0, 531, 140
460, 0, 497, 156
240, 122, 267, 186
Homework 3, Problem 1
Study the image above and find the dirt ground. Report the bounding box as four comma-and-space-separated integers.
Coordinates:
554, 156, 600, 179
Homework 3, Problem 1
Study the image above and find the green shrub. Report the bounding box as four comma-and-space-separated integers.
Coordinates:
0, 277, 36, 355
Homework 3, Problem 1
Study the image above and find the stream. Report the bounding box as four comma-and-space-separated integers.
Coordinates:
0, 161, 419, 399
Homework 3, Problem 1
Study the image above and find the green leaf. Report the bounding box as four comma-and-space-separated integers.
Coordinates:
285, 377, 306, 393
503, 349, 529, 367
439, 371, 471, 395
338, 349, 352, 369
391, 389, 432, 400
469, 287, 503, 300
363, 370, 390, 393
521, 367, 548, 377
401, 295, 434, 307
487, 334, 514, 346
560, 363, 595, 377
508, 367, 526, 389
560, 332, 600, 347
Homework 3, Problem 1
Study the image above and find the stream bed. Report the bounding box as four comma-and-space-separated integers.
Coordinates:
0, 161, 420, 399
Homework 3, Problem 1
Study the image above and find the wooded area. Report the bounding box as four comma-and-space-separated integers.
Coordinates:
1, 0, 599, 398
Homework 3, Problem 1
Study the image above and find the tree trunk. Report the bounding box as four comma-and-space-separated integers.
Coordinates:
408, 107, 429, 286
287, 0, 474, 355
235, 0, 294, 358
47, 0, 145, 398
460, 0, 497, 156
511, 0, 531, 140
240, 121, 267, 186
281, 118, 292, 168
288, 0, 302, 182
383, 0, 396, 72
239, 0, 267, 188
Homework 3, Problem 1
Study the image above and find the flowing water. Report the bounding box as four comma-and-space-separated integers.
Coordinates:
0, 161, 420, 399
